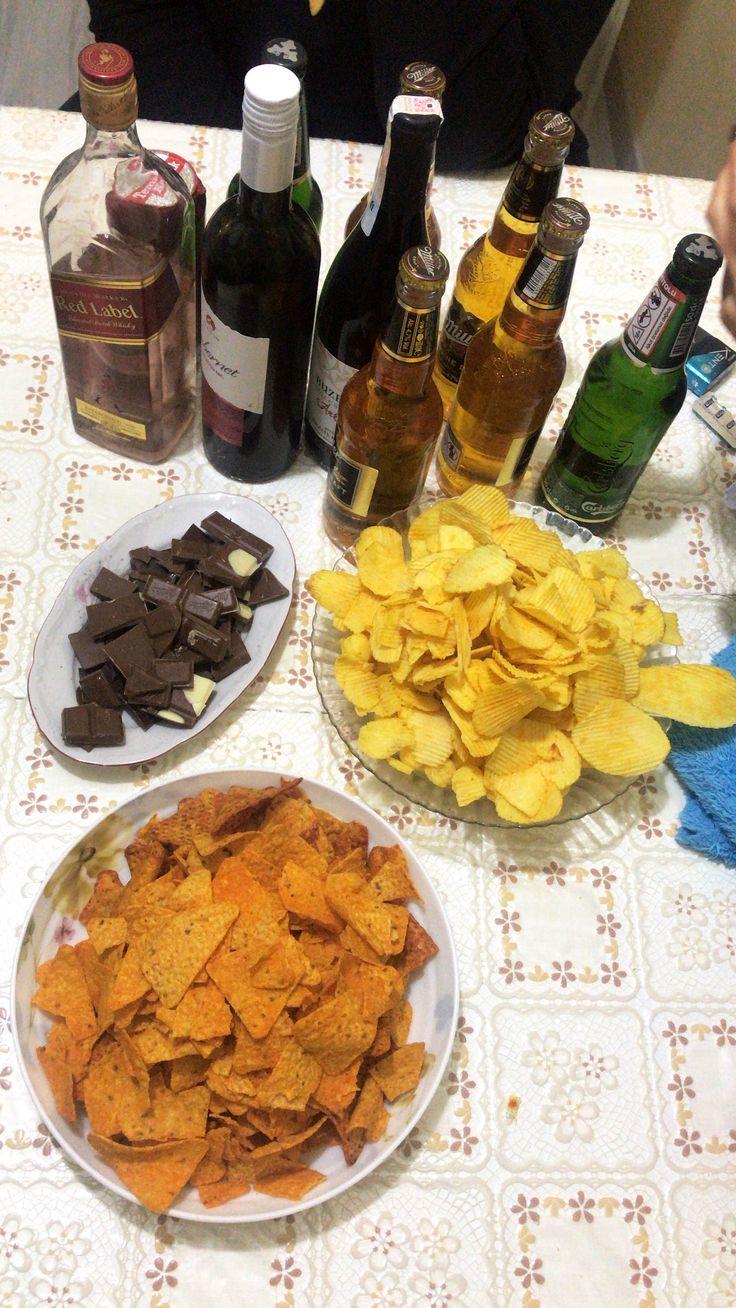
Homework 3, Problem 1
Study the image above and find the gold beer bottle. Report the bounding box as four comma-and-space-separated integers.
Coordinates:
344, 62, 446, 246
436, 198, 589, 498
433, 109, 575, 414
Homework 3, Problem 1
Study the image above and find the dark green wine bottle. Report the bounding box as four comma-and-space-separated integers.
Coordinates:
226, 38, 323, 233
538, 233, 722, 525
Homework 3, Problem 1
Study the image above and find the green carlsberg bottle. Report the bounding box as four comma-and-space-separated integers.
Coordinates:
538, 233, 722, 525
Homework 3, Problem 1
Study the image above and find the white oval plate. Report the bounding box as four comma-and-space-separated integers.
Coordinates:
12, 769, 459, 1222
27, 493, 295, 766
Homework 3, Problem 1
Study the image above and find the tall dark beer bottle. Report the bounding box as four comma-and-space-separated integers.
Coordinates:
201, 65, 320, 482
304, 101, 442, 469
538, 233, 723, 525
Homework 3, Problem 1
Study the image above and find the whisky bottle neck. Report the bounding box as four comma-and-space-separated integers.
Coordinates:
499, 242, 579, 346
82, 121, 142, 158
621, 264, 710, 372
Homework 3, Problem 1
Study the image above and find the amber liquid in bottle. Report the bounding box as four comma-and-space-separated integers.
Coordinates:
324, 246, 449, 548
40, 43, 196, 462
433, 109, 575, 415
436, 198, 589, 498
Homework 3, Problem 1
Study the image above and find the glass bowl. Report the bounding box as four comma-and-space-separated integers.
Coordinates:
311, 498, 676, 829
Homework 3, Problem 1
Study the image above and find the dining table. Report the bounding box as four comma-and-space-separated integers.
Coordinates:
0, 102, 735, 1308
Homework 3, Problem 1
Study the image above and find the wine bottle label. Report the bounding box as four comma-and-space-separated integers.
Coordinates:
200, 294, 269, 444
305, 338, 358, 450
327, 449, 379, 517
518, 248, 574, 308
50, 262, 180, 345
360, 94, 442, 237
383, 304, 437, 362
504, 160, 561, 222
436, 297, 484, 384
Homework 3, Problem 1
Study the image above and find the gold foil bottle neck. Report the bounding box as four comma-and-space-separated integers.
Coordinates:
79, 73, 138, 131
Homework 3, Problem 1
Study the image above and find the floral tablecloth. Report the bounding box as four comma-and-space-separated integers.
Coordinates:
1, 104, 735, 1308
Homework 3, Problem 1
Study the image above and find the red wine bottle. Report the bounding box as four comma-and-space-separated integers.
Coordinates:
201, 64, 320, 482
304, 102, 442, 470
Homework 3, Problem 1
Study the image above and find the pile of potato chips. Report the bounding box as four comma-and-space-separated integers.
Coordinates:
32, 779, 437, 1212
308, 490, 736, 824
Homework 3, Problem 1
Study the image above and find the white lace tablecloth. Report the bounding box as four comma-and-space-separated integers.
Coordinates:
1, 105, 735, 1308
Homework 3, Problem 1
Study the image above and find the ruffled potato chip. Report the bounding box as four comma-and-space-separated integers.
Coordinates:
572, 699, 670, 775
632, 664, 736, 727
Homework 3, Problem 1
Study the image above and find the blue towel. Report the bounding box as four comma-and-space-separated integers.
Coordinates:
668, 634, 736, 867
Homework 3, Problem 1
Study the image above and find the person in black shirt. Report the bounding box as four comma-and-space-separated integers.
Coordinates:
65, 0, 613, 168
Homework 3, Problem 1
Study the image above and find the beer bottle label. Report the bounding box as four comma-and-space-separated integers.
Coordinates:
327, 449, 379, 517
305, 338, 358, 451
201, 294, 269, 445
436, 297, 484, 384
440, 422, 462, 470
517, 247, 575, 308
504, 160, 561, 222
383, 304, 437, 362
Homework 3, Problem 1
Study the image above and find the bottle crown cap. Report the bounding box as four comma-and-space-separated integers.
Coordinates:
526, 109, 575, 162
673, 233, 723, 281
78, 43, 134, 86
399, 245, 450, 289
261, 37, 308, 79
400, 62, 446, 99
539, 197, 590, 251
242, 65, 300, 137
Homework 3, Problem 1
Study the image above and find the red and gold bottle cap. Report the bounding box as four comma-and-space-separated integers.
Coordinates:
78, 43, 138, 131
526, 109, 575, 164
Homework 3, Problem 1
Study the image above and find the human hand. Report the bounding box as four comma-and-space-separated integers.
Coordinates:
707, 135, 736, 339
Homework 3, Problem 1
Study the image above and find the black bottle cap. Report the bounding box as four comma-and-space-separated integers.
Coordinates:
673, 233, 723, 282
261, 37, 308, 79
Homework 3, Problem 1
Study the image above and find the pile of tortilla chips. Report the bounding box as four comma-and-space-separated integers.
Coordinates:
308, 489, 736, 824
32, 779, 437, 1212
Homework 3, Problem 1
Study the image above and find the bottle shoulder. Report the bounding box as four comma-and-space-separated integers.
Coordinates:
203, 196, 320, 282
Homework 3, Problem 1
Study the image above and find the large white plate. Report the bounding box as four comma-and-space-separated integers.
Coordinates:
27, 493, 295, 766
12, 769, 459, 1222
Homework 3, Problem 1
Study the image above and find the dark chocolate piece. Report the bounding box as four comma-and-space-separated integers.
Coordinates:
181, 523, 211, 544
203, 585, 238, 615
89, 567, 136, 601
104, 624, 156, 677
129, 546, 152, 564
209, 635, 251, 682
183, 591, 221, 624
246, 567, 290, 607
199, 549, 250, 593
124, 668, 171, 708
85, 592, 148, 639
171, 537, 211, 563
180, 615, 228, 662
69, 627, 107, 671
199, 512, 273, 566
142, 576, 183, 608
124, 702, 156, 730
62, 703, 125, 750
142, 602, 180, 637
77, 666, 124, 708
154, 656, 195, 686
